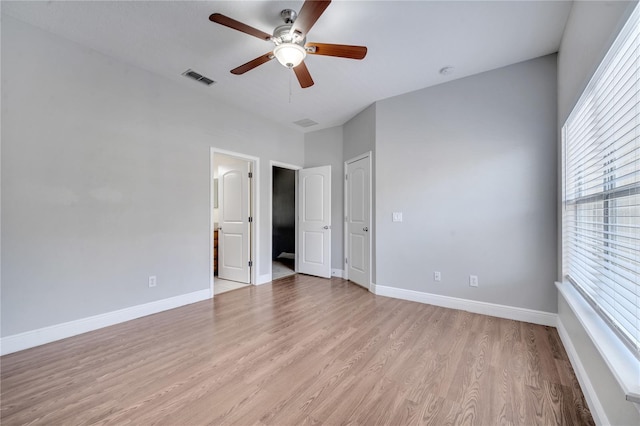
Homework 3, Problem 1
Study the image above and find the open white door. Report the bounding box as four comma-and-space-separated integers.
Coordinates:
297, 165, 331, 278
218, 158, 251, 283
346, 155, 371, 289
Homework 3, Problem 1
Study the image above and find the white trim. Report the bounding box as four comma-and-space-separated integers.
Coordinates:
346, 151, 373, 164
257, 273, 272, 285
269, 160, 302, 283
0, 289, 210, 356
331, 269, 345, 278
556, 281, 640, 404
211, 148, 260, 295
271, 160, 302, 170
556, 315, 609, 426
344, 151, 373, 291
210, 147, 217, 296
373, 285, 557, 327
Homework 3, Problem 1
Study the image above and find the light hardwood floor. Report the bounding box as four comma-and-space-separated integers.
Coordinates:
213, 278, 250, 295
1, 275, 593, 425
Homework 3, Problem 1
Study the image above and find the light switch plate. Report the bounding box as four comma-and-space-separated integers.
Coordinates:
469, 275, 478, 287
392, 212, 403, 222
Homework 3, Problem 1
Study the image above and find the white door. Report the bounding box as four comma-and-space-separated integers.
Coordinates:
219, 159, 251, 283
346, 155, 371, 289
297, 165, 331, 278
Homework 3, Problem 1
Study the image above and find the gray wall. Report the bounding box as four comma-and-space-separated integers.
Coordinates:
304, 126, 344, 271
344, 105, 376, 161
557, 1, 640, 425
375, 55, 558, 313
1, 17, 304, 337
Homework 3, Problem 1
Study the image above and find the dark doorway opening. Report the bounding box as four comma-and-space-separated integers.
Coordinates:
272, 166, 296, 280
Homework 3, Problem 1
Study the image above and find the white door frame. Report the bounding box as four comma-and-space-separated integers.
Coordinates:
344, 151, 373, 289
269, 161, 302, 282
210, 148, 260, 297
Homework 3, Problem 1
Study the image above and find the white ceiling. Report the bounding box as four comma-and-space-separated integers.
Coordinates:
2, 0, 573, 133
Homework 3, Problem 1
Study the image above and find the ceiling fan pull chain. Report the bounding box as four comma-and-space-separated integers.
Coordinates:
289, 72, 292, 104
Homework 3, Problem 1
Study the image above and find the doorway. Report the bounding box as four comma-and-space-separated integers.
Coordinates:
270, 162, 332, 280
272, 166, 297, 280
211, 149, 258, 296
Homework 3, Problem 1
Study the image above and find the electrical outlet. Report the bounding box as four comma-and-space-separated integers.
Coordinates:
434, 271, 441, 282
149, 276, 157, 288
392, 212, 403, 222
469, 275, 478, 287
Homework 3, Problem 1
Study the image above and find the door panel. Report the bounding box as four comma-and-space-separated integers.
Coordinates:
303, 174, 325, 221
350, 168, 365, 222
303, 231, 325, 264
346, 156, 370, 288
223, 172, 243, 220
221, 233, 243, 268
298, 166, 331, 278
219, 159, 251, 284
349, 234, 365, 272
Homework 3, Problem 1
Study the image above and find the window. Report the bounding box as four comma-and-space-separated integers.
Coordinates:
562, 4, 639, 358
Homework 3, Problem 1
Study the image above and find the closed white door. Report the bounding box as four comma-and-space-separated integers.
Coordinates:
219, 159, 251, 283
297, 166, 331, 278
346, 155, 370, 289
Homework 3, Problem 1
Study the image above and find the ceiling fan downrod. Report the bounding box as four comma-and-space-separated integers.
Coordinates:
280, 9, 297, 24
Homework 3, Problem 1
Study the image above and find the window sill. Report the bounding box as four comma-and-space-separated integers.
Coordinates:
556, 281, 640, 404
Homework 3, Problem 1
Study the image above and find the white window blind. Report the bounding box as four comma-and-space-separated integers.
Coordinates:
562, 4, 639, 358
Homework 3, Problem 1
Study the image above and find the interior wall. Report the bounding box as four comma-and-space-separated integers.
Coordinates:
304, 126, 344, 272
272, 167, 295, 260
343, 105, 376, 161
1, 17, 304, 337
556, 1, 639, 424
375, 54, 558, 313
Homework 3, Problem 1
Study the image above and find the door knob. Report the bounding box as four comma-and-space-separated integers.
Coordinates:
363, 227, 368, 232
323, 225, 330, 230
218, 227, 223, 231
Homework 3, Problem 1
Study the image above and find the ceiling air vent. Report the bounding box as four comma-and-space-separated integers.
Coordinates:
182, 69, 216, 86
293, 118, 318, 128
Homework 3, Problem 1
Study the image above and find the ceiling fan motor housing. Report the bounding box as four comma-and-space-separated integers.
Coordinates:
272, 24, 305, 46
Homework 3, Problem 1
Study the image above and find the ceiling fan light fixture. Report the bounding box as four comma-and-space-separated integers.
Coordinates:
273, 43, 306, 68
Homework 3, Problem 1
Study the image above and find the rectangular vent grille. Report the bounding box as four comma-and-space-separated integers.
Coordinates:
293, 118, 318, 128
182, 69, 216, 86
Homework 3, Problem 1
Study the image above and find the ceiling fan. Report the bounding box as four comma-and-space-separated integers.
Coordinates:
209, 0, 367, 88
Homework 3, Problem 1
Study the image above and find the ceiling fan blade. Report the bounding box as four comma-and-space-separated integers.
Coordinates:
209, 13, 272, 41
230, 53, 274, 75
306, 43, 367, 60
290, 0, 331, 36
293, 61, 314, 88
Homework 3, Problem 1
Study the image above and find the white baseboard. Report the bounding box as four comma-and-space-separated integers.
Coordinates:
556, 317, 609, 425
1, 289, 211, 356
373, 285, 557, 327
331, 269, 345, 278
256, 273, 272, 285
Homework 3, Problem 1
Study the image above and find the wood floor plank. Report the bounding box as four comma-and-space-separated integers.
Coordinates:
1, 276, 592, 425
